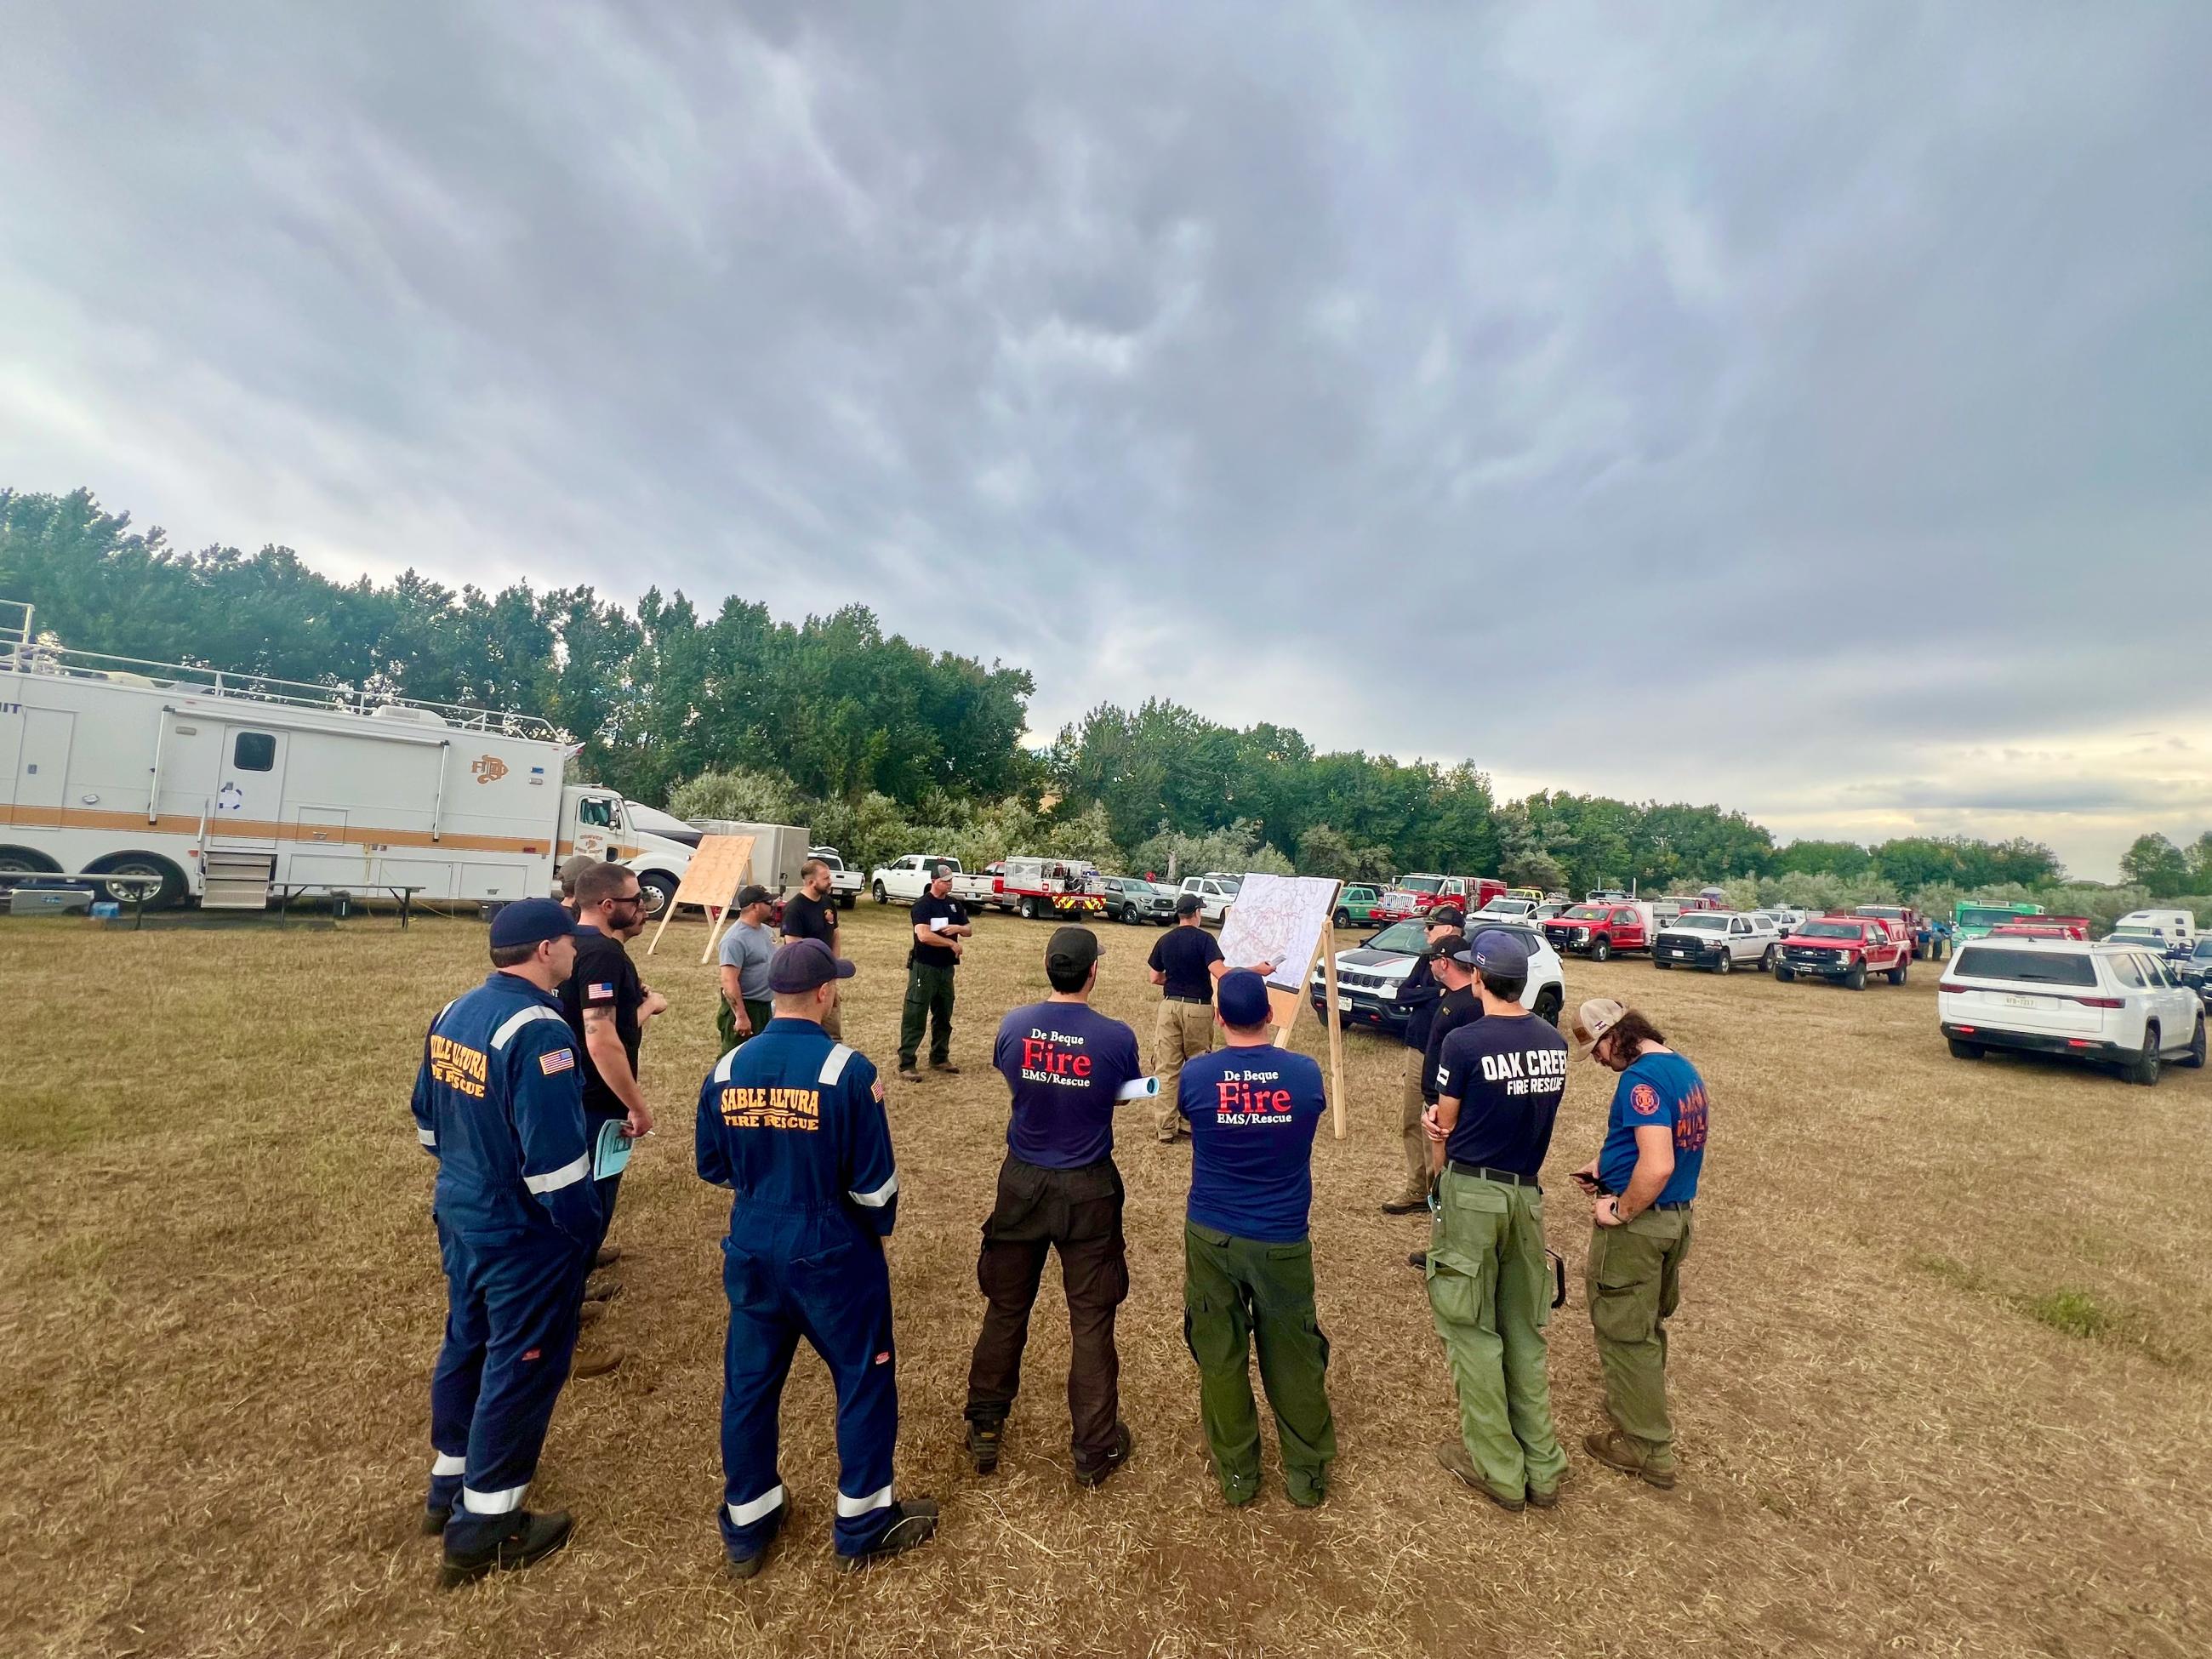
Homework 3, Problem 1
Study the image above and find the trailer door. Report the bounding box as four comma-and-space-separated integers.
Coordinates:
212, 726, 289, 847
5, 707, 73, 812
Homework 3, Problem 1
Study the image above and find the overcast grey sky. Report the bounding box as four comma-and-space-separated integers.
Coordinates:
4, 3, 2209, 877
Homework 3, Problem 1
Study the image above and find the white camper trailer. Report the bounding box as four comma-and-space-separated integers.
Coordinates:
0, 601, 693, 911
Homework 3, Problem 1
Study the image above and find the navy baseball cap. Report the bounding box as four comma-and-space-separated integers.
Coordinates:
767, 938, 858, 994
490, 897, 590, 949
1455, 927, 1531, 977
1217, 968, 1273, 1027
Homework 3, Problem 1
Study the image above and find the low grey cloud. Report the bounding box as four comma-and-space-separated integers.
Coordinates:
3, 2, 2209, 878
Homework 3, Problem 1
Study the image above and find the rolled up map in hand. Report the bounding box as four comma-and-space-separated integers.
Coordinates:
1115, 1075, 1160, 1102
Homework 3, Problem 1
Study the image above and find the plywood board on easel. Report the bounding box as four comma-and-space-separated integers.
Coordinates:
643, 834, 755, 961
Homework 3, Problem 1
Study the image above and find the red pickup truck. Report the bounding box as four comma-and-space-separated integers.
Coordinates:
1776, 915, 1912, 988
1542, 900, 1654, 961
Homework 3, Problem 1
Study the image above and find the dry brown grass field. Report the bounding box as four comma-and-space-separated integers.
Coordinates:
3, 901, 2210, 1658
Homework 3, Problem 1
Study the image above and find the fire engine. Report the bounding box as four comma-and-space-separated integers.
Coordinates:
1377, 873, 1506, 922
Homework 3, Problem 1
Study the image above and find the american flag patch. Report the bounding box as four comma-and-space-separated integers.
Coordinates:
588, 983, 614, 1000
540, 1048, 577, 1075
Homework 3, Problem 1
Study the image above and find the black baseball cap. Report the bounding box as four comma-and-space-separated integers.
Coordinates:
1175, 892, 1204, 917
1429, 906, 1467, 928
1046, 926, 1101, 977
1423, 930, 1469, 961
736, 883, 771, 909
767, 938, 858, 993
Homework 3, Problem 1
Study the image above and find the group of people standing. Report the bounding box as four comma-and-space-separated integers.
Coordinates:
407, 869, 1706, 1588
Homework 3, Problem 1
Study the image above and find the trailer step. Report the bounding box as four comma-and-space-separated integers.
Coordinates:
202, 849, 277, 910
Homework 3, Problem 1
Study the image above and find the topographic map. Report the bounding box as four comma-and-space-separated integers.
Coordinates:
1218, 874, 1343, 993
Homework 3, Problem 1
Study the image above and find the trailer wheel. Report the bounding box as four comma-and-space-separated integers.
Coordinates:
87, 852, 186, 909
635, 869, 678, 919
0, 847, 62, 878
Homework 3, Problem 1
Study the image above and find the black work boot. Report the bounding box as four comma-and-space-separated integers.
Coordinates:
421, 1504, 451, 1536
439, 1510, 575, 1588
1074, 1422, 1137, 1490
724, 1502, 790, 1581
966, 1417, 1005, 1475
837, 1499, 940, 1571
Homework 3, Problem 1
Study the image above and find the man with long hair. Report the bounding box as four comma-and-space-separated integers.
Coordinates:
1567, 998, 1709, 1491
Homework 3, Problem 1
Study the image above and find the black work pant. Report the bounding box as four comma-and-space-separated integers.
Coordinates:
898, 961, 957, 1068
964, 1154, 1129, 1470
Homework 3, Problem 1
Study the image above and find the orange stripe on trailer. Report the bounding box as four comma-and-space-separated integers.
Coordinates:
0, 803, 550, 856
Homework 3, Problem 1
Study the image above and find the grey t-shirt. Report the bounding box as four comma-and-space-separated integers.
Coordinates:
716, 919, 775, 1002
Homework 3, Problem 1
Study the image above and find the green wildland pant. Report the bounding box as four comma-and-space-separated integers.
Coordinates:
1585, 1207, 1692, 1469
898, 961, 957, 1068
1424, 1169, 1568, 1501
1182, 1223, 1336, 1506
715, 996, 773, 1058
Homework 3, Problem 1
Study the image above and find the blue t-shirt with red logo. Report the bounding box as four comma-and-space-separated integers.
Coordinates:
1598, 1048, 1708, 1206
1178, 1044, 1327, 1243
993, 1001, 1144, 1170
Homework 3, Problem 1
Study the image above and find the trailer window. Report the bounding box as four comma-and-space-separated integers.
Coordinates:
232, 732, 276, 772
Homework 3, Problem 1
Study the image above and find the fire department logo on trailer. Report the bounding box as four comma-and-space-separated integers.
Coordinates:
471, 755, 509, 784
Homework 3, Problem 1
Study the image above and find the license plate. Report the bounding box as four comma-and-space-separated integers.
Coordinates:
1669, 949, 1690, 958
2003, 993, 2034, 1008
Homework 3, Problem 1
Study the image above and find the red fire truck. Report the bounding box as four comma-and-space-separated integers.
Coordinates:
1377, 873, 1508, 922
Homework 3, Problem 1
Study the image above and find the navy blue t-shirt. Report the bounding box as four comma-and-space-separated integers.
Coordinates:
1433, 1012, 1569, 1176
1598, 1048, 1708, 1205
1178, 1044, 1327, 1244
993, 1001, 1144, 1170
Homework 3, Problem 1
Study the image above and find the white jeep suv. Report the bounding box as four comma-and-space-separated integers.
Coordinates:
1310, 919, 1566, 1033
1938, 938, 2207, 1085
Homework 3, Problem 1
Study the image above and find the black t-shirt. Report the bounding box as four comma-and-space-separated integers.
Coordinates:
561, 926, 644, 1123
909, 894, 968, 969
1433, 1012, 1570, 1176
1421, 985, 1481, 1103
1400, 958, 1443, 1051
781, 892, 840, 950
1149, 924, 1225, 1002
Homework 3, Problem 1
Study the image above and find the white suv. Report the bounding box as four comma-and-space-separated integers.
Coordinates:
1309, 919, 1566, 1033
1938, 938, 2208, 1085
1652, 910, 1780, 974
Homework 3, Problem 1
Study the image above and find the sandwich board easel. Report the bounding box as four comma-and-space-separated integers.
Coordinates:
644, 834, 755, 962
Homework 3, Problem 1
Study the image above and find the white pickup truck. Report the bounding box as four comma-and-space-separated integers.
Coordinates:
869, 853, 995, 907
807, 846, 864, 909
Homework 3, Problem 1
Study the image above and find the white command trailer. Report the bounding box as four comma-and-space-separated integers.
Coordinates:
0, 602, 687, 911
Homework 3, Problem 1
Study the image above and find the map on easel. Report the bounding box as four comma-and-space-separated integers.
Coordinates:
1217, 873, 1348, 1138
643, 834, 755, 961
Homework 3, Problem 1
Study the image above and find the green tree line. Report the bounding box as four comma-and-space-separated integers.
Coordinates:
8, 485, 2196, 910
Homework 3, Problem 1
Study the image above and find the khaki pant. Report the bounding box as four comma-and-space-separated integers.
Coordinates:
1395, 1049, 1430, 1200
1425, 1171, 1566, 1501
1154, 999, 1216, 1139
1585, 1208, 1692, 1472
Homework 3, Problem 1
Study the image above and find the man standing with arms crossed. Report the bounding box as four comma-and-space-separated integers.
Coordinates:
1177, 970, 1336, 1508
898, 864, 972, 1082
781, 857, 847, 1039
1382, 907, 1465, 1214
716, 884, 778, 1056
560, 862, 663, 1376
964, 927, 1146, 1485
411, 898, 599, 1586
1569, 998, 1708, 1491
1419, 930, 1571, 1512
1148, 894, 1273, 1143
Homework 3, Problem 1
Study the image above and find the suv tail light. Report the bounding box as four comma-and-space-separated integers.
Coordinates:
2072, 995, 2124, 1009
